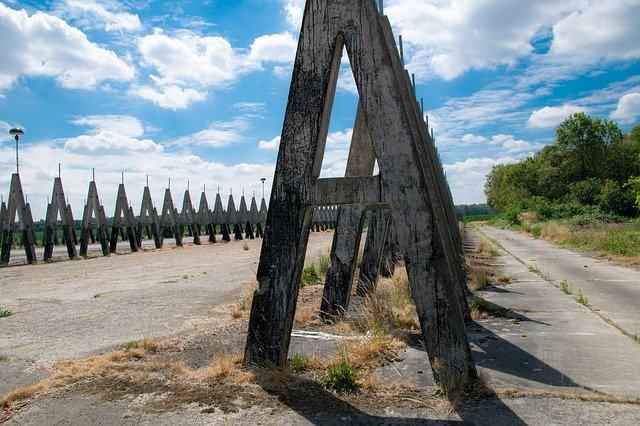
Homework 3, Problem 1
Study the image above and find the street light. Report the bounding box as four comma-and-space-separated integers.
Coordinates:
9, 127, 24, 175
260, 177, 266, 199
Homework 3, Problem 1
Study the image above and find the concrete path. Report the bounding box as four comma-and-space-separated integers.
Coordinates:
480, 225, 640, 338
474, 225, 640, 398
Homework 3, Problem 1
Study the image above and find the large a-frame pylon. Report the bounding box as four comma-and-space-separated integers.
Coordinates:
244, 0, 477, 384
0, 174, 37, 265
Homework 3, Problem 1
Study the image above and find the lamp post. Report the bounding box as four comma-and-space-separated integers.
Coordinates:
260, 177, 266, 199
9, 127, 24, 175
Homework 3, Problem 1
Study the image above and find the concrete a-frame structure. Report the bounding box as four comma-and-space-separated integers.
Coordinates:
244, 0, 476, 384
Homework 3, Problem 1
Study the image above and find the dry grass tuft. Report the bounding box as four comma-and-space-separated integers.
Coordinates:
193, 352, 254, 384
431, 359, 493, 407
540, 221, 570, 241
294, 303, 323, 326
466, 260, 491, 292
230, 281, 258, 319
333, 333, 404, 370
475, 236, 494, 255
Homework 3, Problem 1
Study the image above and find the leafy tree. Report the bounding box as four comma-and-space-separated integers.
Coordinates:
485, 113, 638, 217
555, 112, 624, 182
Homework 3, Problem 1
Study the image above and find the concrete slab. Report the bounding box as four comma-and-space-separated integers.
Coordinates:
471, 226, 640, 398
480, 225, 640, 338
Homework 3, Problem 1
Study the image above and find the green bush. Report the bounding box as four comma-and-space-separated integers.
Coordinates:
599, 180, 638, 217
320, 360, 360, 394
301, 265, 321, 287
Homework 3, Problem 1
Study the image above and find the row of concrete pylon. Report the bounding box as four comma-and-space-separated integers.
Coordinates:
0, 172, 343, 266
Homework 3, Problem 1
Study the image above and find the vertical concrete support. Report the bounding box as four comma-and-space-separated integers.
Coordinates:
80, 181, 109, 257
181, 190, 200, 245
137, 186, 162, 249
0, 201, 6, 247
357, 209, 390, 295
244, 0, 476, 385
379, 218, 400, 277
67, 202, 78, 245
160, 188, 183, 247
250, 196, 262, 238
0, 174, 37, 265
213, 193, 229, 242
239, 195, 254, 239
384, 38, 470, 320
321, 104, 376, 320
227, 195, 243, 241
256, 198, 267, 239
109, 184, 139, 254
197, 192, 216, 243
43, 177, 77, 262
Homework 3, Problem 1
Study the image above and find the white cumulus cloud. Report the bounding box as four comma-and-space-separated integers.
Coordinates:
248, 32, 297, 65
386, 0, 581, 80
527, 104, 585, 128
72, 115, 145, 138
55, 0, 142, 32
129, 84, 207, 110
258, 136, 281, 150
550, 0, 640, 62
0, 3, 134, 93
64, 131, 163, 153
610, 92, 640, 124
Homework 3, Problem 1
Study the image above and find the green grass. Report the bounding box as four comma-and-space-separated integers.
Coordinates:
0, 309, 13, 318
560, 280, 573, 295
301, 265, 321, 287
469, 297, 494, 314
121, 341, 139, 351
528, 265, 542, 275
320, 360, 360, 394
287, 354, 313, 372
576, 289, 589, 306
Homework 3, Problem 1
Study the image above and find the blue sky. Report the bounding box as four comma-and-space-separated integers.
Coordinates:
1, 0, 639, 220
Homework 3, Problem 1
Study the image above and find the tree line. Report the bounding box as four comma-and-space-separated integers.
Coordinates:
485, 112, 640, 221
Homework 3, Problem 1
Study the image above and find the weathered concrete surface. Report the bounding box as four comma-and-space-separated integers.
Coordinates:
467, 226, 640, 398
0, 234, 333, 366
5, 393, 640, 425
480, 225, 640, 338
3, 228, 640, 424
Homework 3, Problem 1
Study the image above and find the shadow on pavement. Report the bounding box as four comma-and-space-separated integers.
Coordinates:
252, 369, 525, 425
468, 321, 594, 391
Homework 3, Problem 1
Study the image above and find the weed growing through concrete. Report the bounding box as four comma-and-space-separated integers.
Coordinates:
576, 289, 589, 306
469, 297, 495, 320
300, 265, 321, 287
93, 294, 100, 298
0, 355, 7, 362
121, 339, 158, 354
242, 242, 249, 251
287, 354, 316, 373
560, 280, 573, 295
528, 266, 541, 275
0, 309, 13, 318
320, 359, 360, 394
